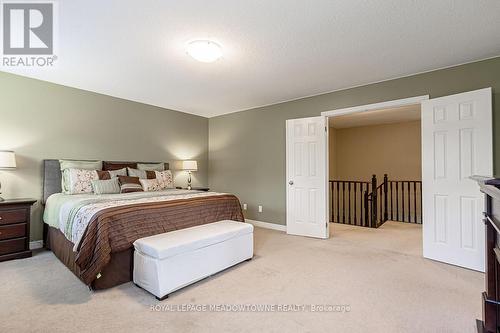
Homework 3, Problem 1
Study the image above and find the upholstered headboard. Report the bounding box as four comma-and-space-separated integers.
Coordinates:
42, 159, 170, 204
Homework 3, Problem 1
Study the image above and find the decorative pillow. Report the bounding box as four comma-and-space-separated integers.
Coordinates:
91, 178, 121, 194
139, 178, 161, 192
97, 168, 127, 180
155, 170, 174, 189
60, 159, 102, 193
118, 176, 143, 193
127, 167, 156, 179
64, 168, 99, 194
103, 161, 137, 171
137, 163, 165, 171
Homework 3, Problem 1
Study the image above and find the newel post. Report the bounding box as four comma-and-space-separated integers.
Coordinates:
383, 174, 388, 222
371, 174, 377, 227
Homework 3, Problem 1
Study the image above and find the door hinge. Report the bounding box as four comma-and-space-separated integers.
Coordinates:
325, 126, 327, 132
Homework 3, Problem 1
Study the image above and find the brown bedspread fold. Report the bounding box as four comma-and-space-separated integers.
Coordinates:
74, 194, 244, 285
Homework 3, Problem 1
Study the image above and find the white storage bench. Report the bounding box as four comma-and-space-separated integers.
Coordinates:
133, 220, 254, 300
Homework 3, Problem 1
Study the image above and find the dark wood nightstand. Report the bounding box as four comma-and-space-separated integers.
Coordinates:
175, 187, 210, 191
0, 199, 36, 262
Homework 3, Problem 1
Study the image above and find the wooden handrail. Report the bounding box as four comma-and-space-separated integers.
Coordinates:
329, 174, 422, 227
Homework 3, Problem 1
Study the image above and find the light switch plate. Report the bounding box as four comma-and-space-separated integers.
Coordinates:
258, 205, 263, 213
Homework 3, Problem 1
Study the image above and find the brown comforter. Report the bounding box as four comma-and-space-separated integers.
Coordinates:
74, 194, 244, 285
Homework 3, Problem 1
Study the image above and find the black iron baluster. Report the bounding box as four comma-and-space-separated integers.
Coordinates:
406, 181, 410, 222
348, 182, 351, 224
354, 183, 357, 225
363, 188, 370, 227
395, 182, 399, 221
342, 182, 345, 224
413, 181, 417, 223
336, 182, 340, 223
390, 182, 393, 220
419, 182, 423, 224
401, 182, 405, 222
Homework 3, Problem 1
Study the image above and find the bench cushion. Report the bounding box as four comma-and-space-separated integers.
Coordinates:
133, 220, 253, 260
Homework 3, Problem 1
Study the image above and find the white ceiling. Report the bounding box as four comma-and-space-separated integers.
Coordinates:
329, 104, 421, 129
2, 1, 500, 118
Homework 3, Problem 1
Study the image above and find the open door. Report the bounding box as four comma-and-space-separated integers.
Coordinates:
286, 116, 329, 239
422, 88, 492, 271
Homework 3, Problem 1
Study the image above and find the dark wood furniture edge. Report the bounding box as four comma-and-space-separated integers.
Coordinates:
479, 182, 500, 332
0, 199, 36, 262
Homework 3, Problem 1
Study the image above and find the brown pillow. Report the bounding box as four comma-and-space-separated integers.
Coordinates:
117, 176, 143, 193
97, 170, 111, 180
103, 161, 137, 171
97, 168, 127, 180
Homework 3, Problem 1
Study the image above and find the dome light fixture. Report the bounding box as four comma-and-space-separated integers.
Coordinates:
186, 40, 223, 63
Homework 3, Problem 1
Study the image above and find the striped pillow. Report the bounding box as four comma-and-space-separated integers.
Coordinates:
117, 176, 143, 193
91, 178, 121, 194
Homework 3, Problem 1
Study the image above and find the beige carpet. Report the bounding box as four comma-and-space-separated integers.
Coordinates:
0, 222, 483, 333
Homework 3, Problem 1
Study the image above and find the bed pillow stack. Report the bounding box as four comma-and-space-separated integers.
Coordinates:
60, 160, 102, 195
59, 160, 173, 194
127, 163, 174, 191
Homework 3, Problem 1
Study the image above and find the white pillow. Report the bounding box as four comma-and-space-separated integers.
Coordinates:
64, 168, 99, 194
155, 170, 174, 189
137, 163, 165, 171
127, 167, 147, 179
139, 179, 161, 192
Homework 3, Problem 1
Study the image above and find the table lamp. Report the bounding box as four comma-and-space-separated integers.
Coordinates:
181, 160, 198, 190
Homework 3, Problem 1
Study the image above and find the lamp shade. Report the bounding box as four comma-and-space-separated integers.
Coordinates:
181, 160, 198, 171
0, 151, 16, 169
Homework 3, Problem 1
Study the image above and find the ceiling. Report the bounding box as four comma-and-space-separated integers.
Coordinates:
2, 1, 500, 118
329, 105, 421, 129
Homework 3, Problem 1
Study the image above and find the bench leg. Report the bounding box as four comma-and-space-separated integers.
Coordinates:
156, 294, 169, 301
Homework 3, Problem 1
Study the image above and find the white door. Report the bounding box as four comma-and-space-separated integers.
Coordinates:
286, 116, 329, 238
422, 88, 492, 271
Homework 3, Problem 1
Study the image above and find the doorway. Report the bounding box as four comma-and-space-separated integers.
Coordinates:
328, 104, 422, 228
286, 89, 493, 271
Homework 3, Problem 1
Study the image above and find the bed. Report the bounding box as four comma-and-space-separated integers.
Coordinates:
42, 159, 244, 290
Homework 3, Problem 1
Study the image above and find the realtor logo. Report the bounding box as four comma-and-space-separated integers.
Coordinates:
1, 1, 56, 66
3, 2, 53, 54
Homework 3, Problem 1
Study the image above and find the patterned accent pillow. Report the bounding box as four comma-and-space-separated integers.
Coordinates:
137, 163, 165, 171
91, 178, 121, 194
97, 168, 127, 180
118, 176, 143, 193
139, 178, 161, 192
64, 168, 99, 194
155, 170, 174, 189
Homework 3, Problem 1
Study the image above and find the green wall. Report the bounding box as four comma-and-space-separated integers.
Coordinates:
0, 72, 209, 241
209, 57, 500, 226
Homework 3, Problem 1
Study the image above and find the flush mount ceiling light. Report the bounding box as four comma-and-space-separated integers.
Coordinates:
186, 40, 222, 63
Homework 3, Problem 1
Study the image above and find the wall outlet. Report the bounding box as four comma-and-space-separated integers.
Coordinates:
243, 203, 247, 210
258, 205, 263, 213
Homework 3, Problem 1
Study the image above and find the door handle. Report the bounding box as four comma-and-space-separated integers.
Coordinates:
289, 180, 294, 185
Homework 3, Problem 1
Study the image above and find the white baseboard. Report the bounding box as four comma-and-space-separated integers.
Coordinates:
29, 240, 43, 250
245, 219, 286, 232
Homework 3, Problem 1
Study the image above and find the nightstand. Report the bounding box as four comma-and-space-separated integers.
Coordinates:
175, 187, 210, 191
0, 199, 36, 262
